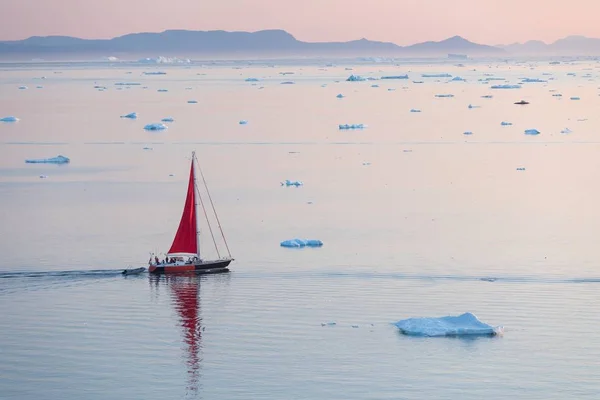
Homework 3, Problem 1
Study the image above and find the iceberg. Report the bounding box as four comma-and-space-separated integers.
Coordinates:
120, 112, 137, 119
410, 109, 421, 113
336, 94, 345, 98
570, 97, 580, 100
501, 121, 513, 126
422, 73, 452, 78
561, 128, 573, 134
245, 78, 259, 82
463, 131, 473, 135
281, 179, 303, 187
468, 104, 480, 109
157, 89, 168, 92
412, 80, 424, 84
371, 84, 379, 88
0, 116, 19, 122
187, 100, 198, 103
143, 71, 167, 75
25, 155, 70, 164
393, 312, 501, 337
451, 76, 466, 81
281, 81, 295, 85
435, 94, 454, 98
516, 167, 526, 171
552, 94, 563, 97
280, 239, 323, 248
339, 124, 366, 130
161, 117, 175, 122
239, 120, 248, 125
381, 75, 409, 80
36, 86, 43, 89
18, 86, 28, 90
524, 129, 540, 135
567, 72, 576, 76
346, 75, 366, 82
387, 88, 396, 91
144, 123, 168, 131
491, 84, 522, 89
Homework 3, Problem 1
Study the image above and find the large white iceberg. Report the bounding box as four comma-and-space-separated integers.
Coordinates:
25, 155, 70, 164
346, 75, 366, 82
393, 312, 501, 337
339, 124, 366, 130
144, 123, 168, 131
280, 239, 323, 248
0, 116, 19, 122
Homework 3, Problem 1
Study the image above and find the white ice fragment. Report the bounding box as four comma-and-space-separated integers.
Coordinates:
362, 162, 371, 166
115, 82, 141, 86
120, 112, 137, 119
481, 95, 493, 98
371, 84, 379, 88
435, 94, 454, 98
412, 81, 424, 84
157, 89, 168, 92
143, 147, 153, 150
468, 104, 480, 109
336, 94, 345, 98
491, 84, 521, 89
410, 109, 421, 113
521, 78, 546, 83
338, 124, 366, 130
387, 88, 396, 91
187, 100, 198, 104
346, 75, 366, 82
381, 75, 409, 80
561, 128, 573, 134
39, 175, 48, 179
280, 179, 303, 187
501, 121, 513, 126
245, 78, 259, 82
393, 312, 501, 337
463, 131, 473, 135
422, 73, 452, 78
144, 123, 168, 131
451, 76, 466, 81
280, 81, 295, 85
280, 239, 323, 248
161, 117, 174, 122
516, 167, 526, 171
524, 129, 540, 135
552, 94, 563, 97
137, 56, 190, 64
18, 86, 28, 90
25, 155, 70, 164
143, 71, 166, 75
239, 120, 248, 125
570, 97, 581, 100
0, 116, 19, 122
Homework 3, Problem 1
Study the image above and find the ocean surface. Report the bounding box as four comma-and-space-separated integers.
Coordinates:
1, 58, 600, 399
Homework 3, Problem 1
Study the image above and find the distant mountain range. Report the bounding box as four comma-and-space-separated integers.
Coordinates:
0, 29, 503, 59
2, 30, 600, 60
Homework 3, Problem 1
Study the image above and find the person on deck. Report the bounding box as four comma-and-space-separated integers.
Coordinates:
154, 256, 159, 265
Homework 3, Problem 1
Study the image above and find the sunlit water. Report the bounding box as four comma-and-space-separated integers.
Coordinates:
1, 59, 600, 399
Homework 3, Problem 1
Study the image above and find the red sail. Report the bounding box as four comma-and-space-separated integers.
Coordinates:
168, 160, 198, 255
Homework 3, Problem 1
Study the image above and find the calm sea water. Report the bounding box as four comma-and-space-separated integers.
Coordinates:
1, 59, 600, 399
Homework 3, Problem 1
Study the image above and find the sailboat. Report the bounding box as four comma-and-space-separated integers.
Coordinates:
148, 152, 233, 274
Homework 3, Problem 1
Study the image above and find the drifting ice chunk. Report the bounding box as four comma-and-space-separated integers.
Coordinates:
187, 100, 198, 104
280, 239, 323, 248
161, 117, 175, 122
413, 81, 424, 84
381, 75, 409, 80
18, 86, 28, 90
524, 129, 540, 135
339, 124, 366, 130
336, 94, 345, 98
393, 312, 501, 337
491, 84, 522, 89
281, 81, 295, 85
561, 128, 573, 134
468, 104, 480, 109
0, 116, 19, 122
435, 94, 454, 98
481, 95, 493, 98
371, 84, 379, 88
552, 94, 563, 97
157, 89, 168, 92
346, 75, 366, 82
281, 179, 303, 187
516, 167, 526, 171
143, 71, 166, 75
570, 97, 580, 100
521, 78, 546, 83
115, 82, 141, 86
25, 155, 70, 164
239, 120, 248, 125
463, 131, 473, 135
144, 123, 168, 131
137, 56, 190, 64
245, 78, 259, 82
422, 73, 452, 78
39, 175, 48, 179
410, 109, 421, 113
388, 88, 396, 91
451, 76, 466, 81
120, 112, 137, 119
567, 73, 576, 76
501, 121, 513, 126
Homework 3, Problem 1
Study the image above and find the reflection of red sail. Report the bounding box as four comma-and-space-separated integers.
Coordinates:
169, 275, 202, 394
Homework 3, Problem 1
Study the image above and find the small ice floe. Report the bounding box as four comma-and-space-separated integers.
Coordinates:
381, 75, 409, 80
321, 84, 328, 87
567, 72, 576, 76
120, 112, 137, 119
142, 147, 153, 150
524, 129, 540, 135
577, 118, 588, 122
321, 322, 336, 326
143, 71, 166, 75
491, 84, 522, 89
336, 94, 345, 98
393, 312, 501, 337
516, 167, 526, 171
561, 128, 573, 134
339, 124, 366, 130
280, 239, 323, 248
36, 86, 43, 89
552, 94, 563, 97
371, 84, 379, 88
481, 95, 493, 98
352, 325, 359, 328
521, 78, 546, 83
410, 109, 421, 113
346, 75, 366, 82
281, 179, 303, 187
412, 80, 424, 84
281, 81, 295, 85
25, 155, 70, 164
0, 116, 19, 122
18, 86, 28, 90
161, 117, 175, 122
435, 94, 454, 98
187, 100, 198, 104
239, 120, 248, 125
514, 100, 529, 105
157, 89, 168, 92
362, 162, 371, 166
422, 73, 452, 78
115, 82, 141, 86
185, 87, 193, 90
387, 88, 396, 91
501, 121, 513, 126
480, 277, 497, 282
468, 104, 480, 109
245, 78, 259, 82
570, 97, 581, 100
144, 123, 168, 131
463, 131, 473, 135
39, 175, 48, 179
451, 76, 466, 81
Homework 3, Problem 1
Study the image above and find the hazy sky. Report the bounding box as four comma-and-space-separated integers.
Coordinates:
2, 0, 598, 45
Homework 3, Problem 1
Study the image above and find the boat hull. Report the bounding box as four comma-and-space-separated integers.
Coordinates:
148, 259, 232, 274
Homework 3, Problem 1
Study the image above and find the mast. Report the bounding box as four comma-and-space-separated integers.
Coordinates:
192, 151, 201, 260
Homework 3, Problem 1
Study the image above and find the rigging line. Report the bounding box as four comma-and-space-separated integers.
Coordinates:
194, 153, 232, 258
195, 177, 221, 259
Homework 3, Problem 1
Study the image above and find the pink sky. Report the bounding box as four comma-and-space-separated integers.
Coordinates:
1, 0, 598, 45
